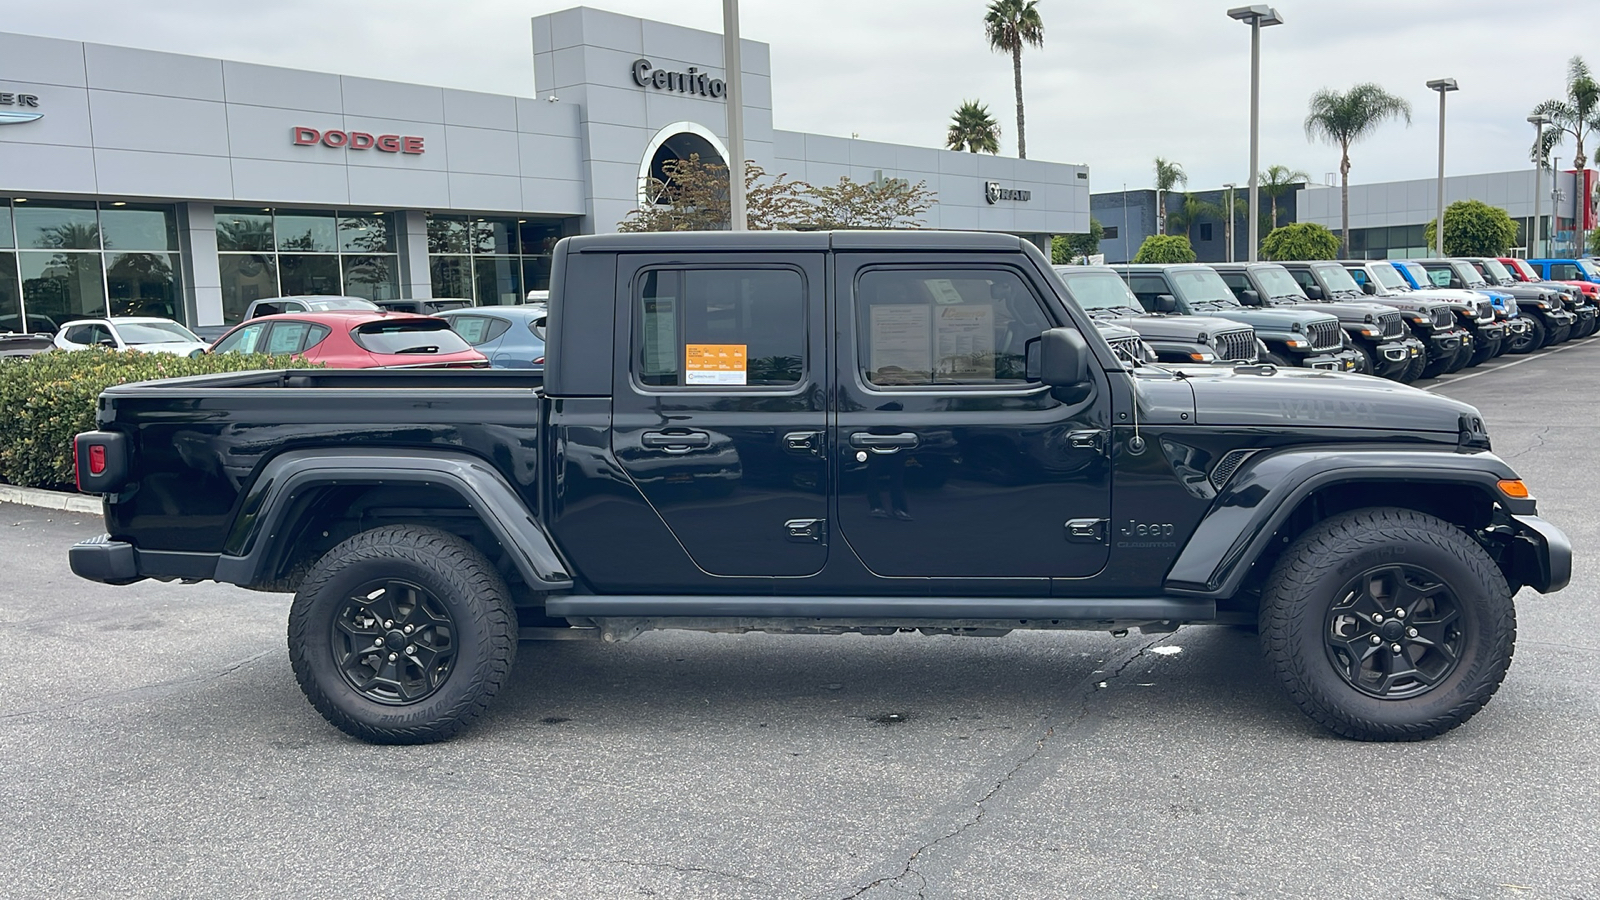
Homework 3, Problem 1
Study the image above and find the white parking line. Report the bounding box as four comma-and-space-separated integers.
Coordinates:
1423, 337, 1600, 391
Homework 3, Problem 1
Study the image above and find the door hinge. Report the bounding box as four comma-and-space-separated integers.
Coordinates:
785, 518, 827, 544
783, 430, 824, 456
1064, 517, 1108, 544
1067, 430, 1104, 451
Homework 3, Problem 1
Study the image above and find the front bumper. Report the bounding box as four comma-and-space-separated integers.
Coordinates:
1541, 308, 1578, 329
1508, 514, 1572, 593
1292, 347, 1361, 371
1370, 338, 1418, 376
1426, 328, 1465, 357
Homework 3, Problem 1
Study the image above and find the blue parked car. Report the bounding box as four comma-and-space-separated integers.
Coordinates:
437, 306, 546, 370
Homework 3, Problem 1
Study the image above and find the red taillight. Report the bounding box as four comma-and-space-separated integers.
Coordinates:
534, 357, 545, 365
89, 445, 107, 475
74, 442, 82, 492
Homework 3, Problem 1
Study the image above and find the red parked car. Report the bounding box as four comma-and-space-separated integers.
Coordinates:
209, 311, 489, 368
1500, 256, 1600, 299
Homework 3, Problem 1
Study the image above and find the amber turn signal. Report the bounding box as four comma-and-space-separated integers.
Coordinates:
1497, 479, 1530, 498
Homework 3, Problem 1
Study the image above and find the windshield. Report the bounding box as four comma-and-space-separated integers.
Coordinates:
1168, 268, 1239, 307
1578, 260, 1600, 279
118, 322, 201, 344
1504, 258, 1536, 280
1394, 261, 1431, 286
1368, 263, 1409, 291
1313, 264, 1363, 295
1417, 262, 1459, 289
1254, 266, 1307, 301
1479, 259, 1513, 283
1056, 270, 1143, 312
306, 297, 380, 311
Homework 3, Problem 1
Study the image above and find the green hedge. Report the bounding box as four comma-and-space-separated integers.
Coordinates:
0, 349, 316, 490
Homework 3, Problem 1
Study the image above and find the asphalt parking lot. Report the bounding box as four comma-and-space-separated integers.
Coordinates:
3, 343, 1597, 900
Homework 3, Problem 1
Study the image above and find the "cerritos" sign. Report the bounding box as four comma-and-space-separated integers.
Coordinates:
630, 59, 726, 99
291, 126, 425, 154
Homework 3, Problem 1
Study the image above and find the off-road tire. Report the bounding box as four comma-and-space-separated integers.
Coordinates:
288, 525, 517, 744
1446, 342, 1474, 372
1468, 334, 1499, 366
1351, 345, 1376, 376
1259, 508, 1515, 741
1262, 351, 1293, 369
1508, 318, 1544, 355
1544, 321, 1571, 347
1399, 349, 1426, 383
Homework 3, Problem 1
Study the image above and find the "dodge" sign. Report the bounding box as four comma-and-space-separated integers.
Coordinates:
292, 127, 424, 154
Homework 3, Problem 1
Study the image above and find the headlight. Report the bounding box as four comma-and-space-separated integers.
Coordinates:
1535, 300, 1551, 309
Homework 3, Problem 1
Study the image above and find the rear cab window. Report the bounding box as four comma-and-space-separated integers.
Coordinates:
634, 267, 806, 388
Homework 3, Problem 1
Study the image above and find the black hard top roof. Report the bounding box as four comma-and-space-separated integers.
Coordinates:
562, 230, 1027, 253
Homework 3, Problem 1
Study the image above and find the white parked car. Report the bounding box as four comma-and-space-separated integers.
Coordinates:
54, 317, 211, 357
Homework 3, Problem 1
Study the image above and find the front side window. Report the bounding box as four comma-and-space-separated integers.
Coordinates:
213, 322, 270, 355
636, 268, 806, 388
855, 268, 1050, 387
1552, 263, 1580, 280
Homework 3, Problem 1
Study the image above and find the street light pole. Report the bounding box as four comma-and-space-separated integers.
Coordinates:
1426, 78, 1458, 257
1223, 182, 1237, 261
722, 0, 747, 231
1529, 113, 1551, 257
1228, 6, 1283, 263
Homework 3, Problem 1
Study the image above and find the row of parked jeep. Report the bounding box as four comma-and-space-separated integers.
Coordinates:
1057, 256, 1599, 383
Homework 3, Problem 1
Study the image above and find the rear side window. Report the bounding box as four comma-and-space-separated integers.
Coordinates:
214, 322, 270, 354
635, 268, 806, 388
265, 321, 314, 355
448, 315, 510, 346
854, 268, 1052, 387
352, 319, 473, 355
1552, 263, 1580, 280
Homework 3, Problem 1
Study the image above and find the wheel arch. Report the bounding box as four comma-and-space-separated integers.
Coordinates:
213, 448, 573, 594
1164, 448, 1532, 600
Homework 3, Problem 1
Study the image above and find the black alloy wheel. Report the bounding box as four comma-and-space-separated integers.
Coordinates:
1507, 317, 1543, 355
330, 578, 457, 705
1323, 565, 1464, 700
289, 525, 517, 744
1260, 507, 1515, 741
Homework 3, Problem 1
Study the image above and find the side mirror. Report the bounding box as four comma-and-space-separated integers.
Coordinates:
1154, 294, 1177, 313
1361, 281, 1378, 295
1240, 289, 1261, 306
97, 338, 118, 348
1305, 284, 1325, 300
1037, 327, 1090, 388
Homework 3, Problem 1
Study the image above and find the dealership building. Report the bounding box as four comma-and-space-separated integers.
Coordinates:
0, 7, 1090, 333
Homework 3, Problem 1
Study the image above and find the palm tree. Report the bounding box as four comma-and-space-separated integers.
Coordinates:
946, 101, 1001, 154
1154, 157, 1187, 235
1304, 83, 1412, 256
1259, 164, 1310, 229
1168, 193, 1220, 242
1531, 56, 1600, 171
983, 0, 1044, 159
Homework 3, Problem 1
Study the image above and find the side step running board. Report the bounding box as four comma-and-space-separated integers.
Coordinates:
544, 595, 1215, 622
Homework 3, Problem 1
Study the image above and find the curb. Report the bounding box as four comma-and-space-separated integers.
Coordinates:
0, 484, 102, 514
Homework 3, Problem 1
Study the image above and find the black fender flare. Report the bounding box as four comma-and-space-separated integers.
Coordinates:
1163, 447, 1542, 598
212, 448, 573, 591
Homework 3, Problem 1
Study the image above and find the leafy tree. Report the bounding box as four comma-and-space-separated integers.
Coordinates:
1052, 218, 1105, 263
807, 175, 937, 229
983, 0, 1044, 159
617, 155, 811, 232
1424, 200, 1519, 257
1167, 192, 1219, 241
1131, 234, 1197, 264
1259, 164, 1310, 229
1304, 83, 1413, 256
947, 100, 1001, 154
1153, 157, 1187, 235
1260, 222, 1341, 261
1531, 56, 1600, 172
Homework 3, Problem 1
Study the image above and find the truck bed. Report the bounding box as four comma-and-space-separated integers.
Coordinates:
98, 368, 546, 553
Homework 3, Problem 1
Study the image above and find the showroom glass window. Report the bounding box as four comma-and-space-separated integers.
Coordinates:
427, 214, 564, 305
216, 208, 400, 324
0, 198, 184, 331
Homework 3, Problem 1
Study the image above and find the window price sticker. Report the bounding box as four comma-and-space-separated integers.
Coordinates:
685, 343, 747, 385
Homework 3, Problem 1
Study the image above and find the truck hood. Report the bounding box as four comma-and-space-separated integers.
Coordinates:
1294, 300, 1403, 323
1173, 365, 1478, 431
1188, 306, 1339, 331
1110, 314, 1250, 342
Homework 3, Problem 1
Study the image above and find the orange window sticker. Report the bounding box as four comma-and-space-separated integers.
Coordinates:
685, 343, 747, 385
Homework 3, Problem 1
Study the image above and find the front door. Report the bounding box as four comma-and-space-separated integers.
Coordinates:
831, 256, 1113, 580
610, 254, 829, 577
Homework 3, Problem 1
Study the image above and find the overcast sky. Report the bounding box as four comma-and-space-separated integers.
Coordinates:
8, 0, 1594, 197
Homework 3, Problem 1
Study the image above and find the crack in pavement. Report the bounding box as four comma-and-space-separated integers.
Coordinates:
836, 636, 1167, 900
1521, 639, 1600, 654
0, 650, 275, 721
529, 854, 775, 888
1499, 425, 1550, 460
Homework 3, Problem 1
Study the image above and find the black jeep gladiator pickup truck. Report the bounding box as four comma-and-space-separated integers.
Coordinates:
68, 231, 1570, 745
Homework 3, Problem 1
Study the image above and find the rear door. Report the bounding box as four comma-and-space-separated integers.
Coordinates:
609, 254, 830, 577
830, 254, 1113, 580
